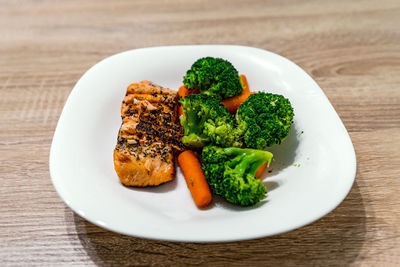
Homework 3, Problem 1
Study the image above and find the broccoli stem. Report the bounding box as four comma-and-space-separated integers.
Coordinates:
223, 147, 273, 177
181, 106, 207, 135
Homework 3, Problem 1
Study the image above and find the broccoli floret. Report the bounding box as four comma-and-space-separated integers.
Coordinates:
202, 145, 273, 206
183, 57, 243, 100
236, 92, 294, 149
179, 94, 243, 148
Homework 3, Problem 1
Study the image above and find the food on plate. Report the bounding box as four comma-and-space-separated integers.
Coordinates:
178, 85, 199, 98
201, 145, 273, 206
177, 85, 198, 117
179, 89, 294, 151
113, 80, 183, 186
112, 56, 295, 208
221, 74, 251, 113
179, 94, 242, 149
183, 57, 243, 100
254, 162, 268, 178
178, 150, 212, 208
236, 92, 294, 149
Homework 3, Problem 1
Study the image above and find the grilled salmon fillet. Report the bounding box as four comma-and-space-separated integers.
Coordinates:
113, 80, 183, 187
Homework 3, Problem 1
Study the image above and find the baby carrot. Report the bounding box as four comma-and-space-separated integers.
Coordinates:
178, 85, 190, 98
255, 162, 268, 178
221, 74, 251, 113
240, 74, 249, 91
178, 85, 199, 98
178, 150, 212, 208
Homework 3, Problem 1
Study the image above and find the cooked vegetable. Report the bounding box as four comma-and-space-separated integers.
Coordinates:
179, 94, 242, 148
254, 162, 267, 178
178, 150, 212, 208
178, 85, 190, 98
178, 104, 184, 118
178, 85, 199, 98
236, 92, 294, 149
201, 145, 273, 206
183, 57, 243, 100
178, 85, 198, 117
221, 74, 251, 113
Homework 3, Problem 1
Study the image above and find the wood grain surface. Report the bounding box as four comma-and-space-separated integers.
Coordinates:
1, 0, 400, 266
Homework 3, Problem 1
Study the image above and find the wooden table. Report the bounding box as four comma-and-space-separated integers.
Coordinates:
1, 0, 399, 265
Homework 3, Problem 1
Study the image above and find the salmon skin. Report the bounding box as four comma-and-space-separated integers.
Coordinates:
113, 80, 183, 187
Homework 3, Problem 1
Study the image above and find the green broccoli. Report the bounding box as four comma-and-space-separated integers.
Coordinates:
202, 145, 273, 206
183, 57, 243, 100
236, 92, 294, 149
179, 94, 242, 148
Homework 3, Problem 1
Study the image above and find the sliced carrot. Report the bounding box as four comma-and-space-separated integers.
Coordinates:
178, 150, 212, 208
255, 162, 268, 178
221, 74, 251, 113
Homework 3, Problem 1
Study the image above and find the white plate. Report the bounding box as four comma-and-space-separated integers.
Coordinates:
50, 45, 356, 242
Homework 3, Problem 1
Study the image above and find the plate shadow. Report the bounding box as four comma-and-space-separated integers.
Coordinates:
64, 179, 367, 266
